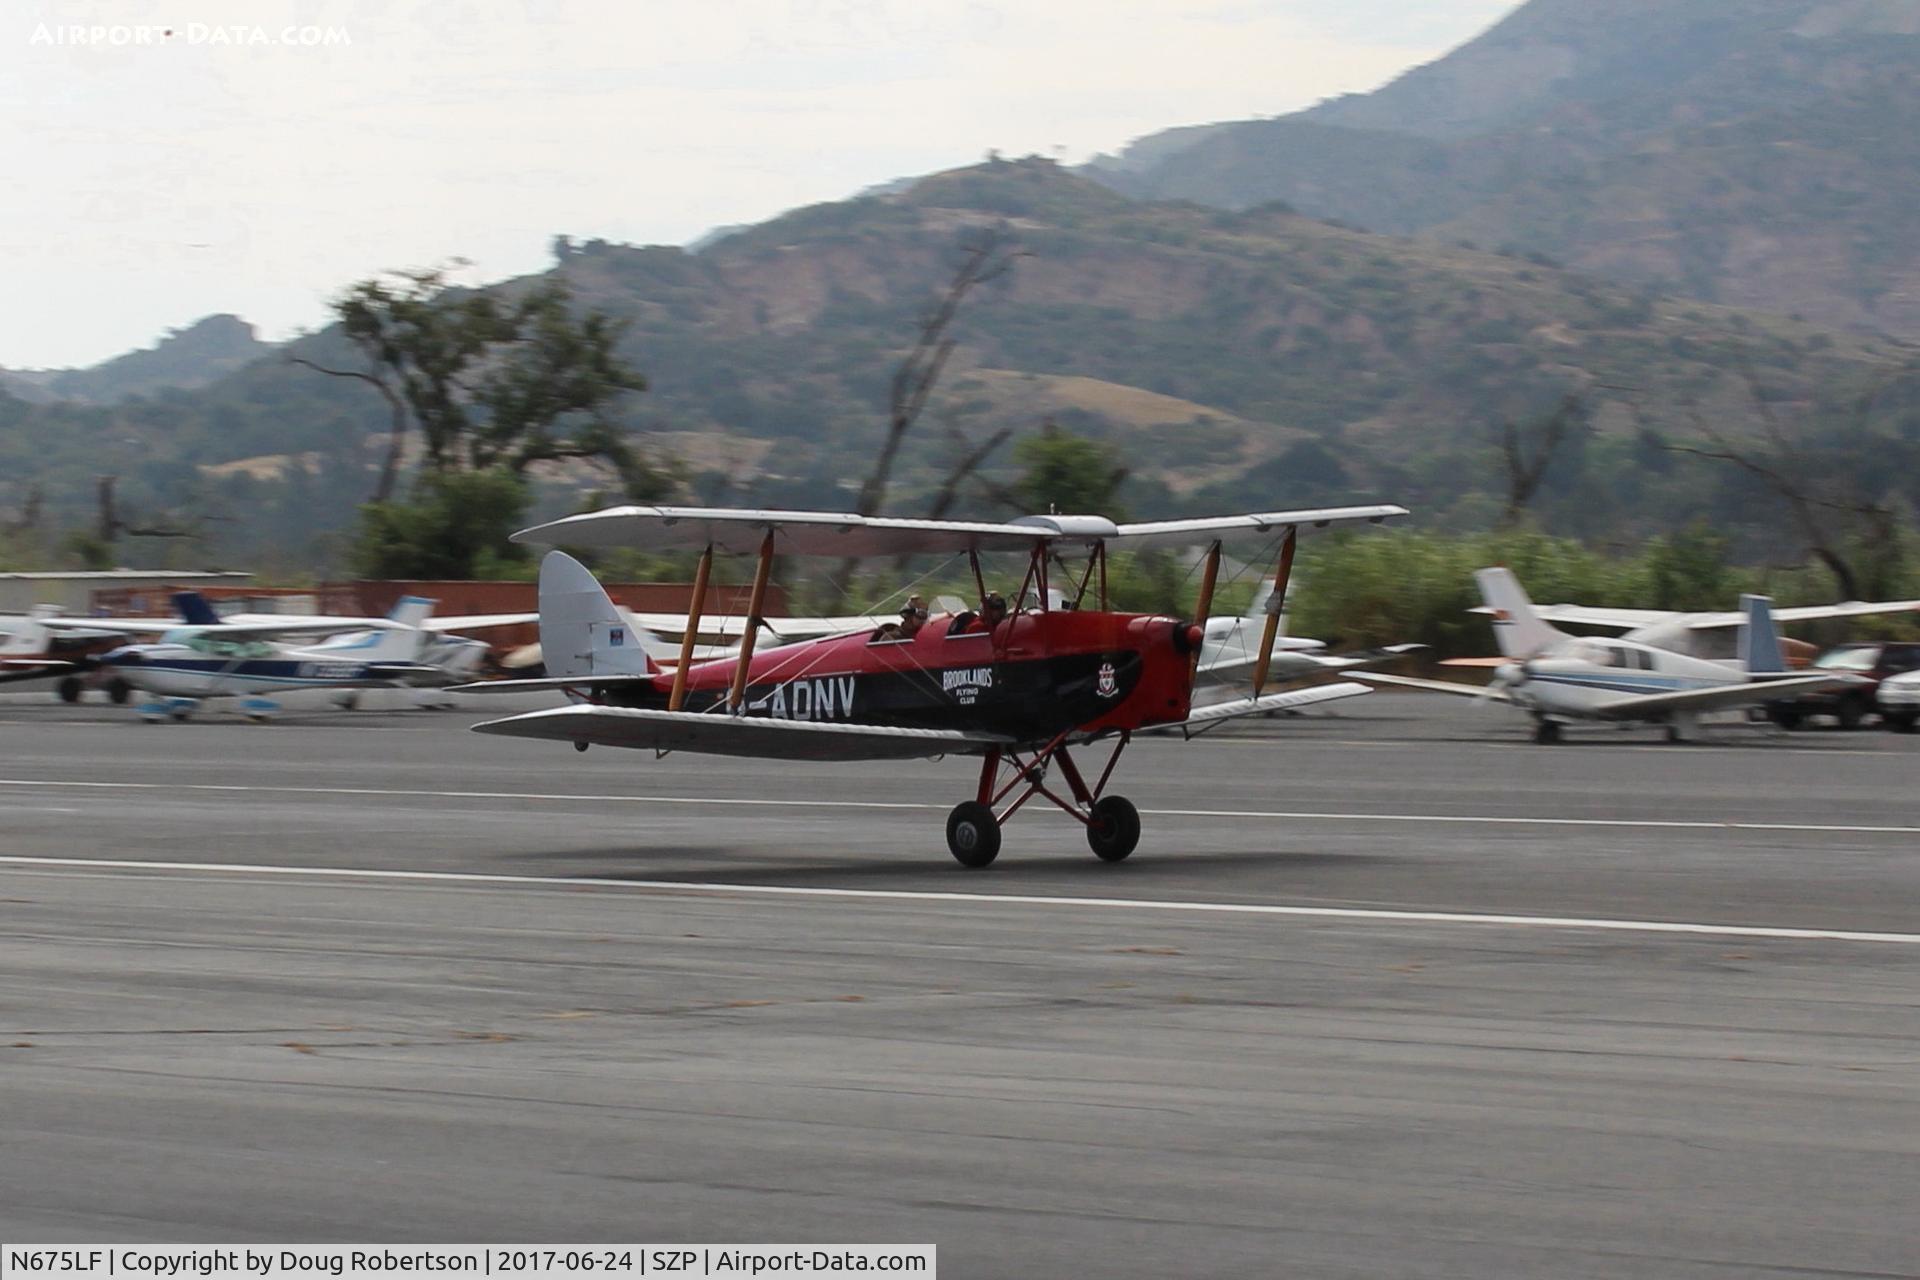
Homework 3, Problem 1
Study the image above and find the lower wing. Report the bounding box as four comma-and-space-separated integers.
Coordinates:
471, 705, 1014, 761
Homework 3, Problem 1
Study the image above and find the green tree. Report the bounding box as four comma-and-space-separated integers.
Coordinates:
1012, 422, 1128, 517
348, 469, 532, 579
297, 264, 665, 577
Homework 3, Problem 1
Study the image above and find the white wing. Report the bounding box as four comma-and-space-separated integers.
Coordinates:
1593, 673, 1865, 720
471, 705, 1013, 760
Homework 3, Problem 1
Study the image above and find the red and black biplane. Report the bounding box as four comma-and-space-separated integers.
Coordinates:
463, 503, 1407, 866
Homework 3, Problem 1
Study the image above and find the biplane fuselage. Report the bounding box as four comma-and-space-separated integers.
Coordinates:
596, 609, 1197, 742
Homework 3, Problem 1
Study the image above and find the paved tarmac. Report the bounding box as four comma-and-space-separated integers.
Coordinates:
1, 691, 1916, 1276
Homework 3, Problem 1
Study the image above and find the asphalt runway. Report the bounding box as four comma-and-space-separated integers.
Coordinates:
2, 691, 1917, 1276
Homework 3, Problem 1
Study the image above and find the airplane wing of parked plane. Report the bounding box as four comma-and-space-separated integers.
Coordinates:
1589, 672, 1864, 719
1473, 599, 1920, 632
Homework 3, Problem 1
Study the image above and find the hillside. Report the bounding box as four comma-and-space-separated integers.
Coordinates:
0, 315, 271, 405
1088, 0, 1920, 336
4, 158, 1910, 572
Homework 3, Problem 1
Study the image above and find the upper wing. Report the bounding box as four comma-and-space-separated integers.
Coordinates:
471, 705, 1013, 760
1351, 671, 1515, 702
1593, 673, 1863, 720
511, 503, 1409, 556
1112, 505, 1409, 548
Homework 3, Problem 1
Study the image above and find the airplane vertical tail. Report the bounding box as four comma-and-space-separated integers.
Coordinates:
539, 551, 656, 679
172, 592, 222, 626
385, 595, 436, 629
1474, 568, 1568, 660
1737, 593, 1785, 674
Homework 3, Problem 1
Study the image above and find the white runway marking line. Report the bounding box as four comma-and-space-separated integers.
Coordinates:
2, 777, 1917, 837
5, 853, 1920, 947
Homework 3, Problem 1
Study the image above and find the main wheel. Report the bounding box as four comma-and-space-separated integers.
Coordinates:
107, 678, 132, 705
1767, 706, 1804, 730
1532, 720, 1562, 745
945, 801, 1001, 868
57, 676, 83, 704
1086, 795, 1141, 863
1835, 695, 1868, 731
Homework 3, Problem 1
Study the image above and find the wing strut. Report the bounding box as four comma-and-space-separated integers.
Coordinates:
727, 531, 775, 713
1187, 539, 1223, 684
1250, 526, 1298, 697
668, 542, 713, 711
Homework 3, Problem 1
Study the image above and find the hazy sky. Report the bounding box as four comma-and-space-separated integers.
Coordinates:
4, 0, 1514, 369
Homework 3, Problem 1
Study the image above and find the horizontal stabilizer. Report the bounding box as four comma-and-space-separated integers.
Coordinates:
472, 705, 1014, 760
449, 674, 661, 693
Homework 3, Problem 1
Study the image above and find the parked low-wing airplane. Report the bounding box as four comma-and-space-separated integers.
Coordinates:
460, 502, 1407, 865
1358, 568, 1865, 743
1468, 592, 1920, 662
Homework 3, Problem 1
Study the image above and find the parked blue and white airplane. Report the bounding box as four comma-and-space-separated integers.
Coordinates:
79, 594, 487, 721
1358, 568, 1865, 744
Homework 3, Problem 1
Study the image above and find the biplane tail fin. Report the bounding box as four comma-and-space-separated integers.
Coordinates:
539, 551, 656, 679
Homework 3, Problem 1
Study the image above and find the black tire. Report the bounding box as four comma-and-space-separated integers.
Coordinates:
1086, 795, 1141, 863
1767, 706, 1804, 730
107, 678, 131, 705
57, 675, 83, 704
946, 801, 1001, 868
1835, 695, 1867, 731
1886, 711, 1918, 734
1533, 720, 1562, 745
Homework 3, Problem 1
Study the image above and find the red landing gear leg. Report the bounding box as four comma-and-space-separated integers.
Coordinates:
944, 733, 1139, 867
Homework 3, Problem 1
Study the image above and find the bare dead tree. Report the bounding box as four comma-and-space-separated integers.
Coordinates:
3, 483, 43, 535
1659, 359, 1913, 600
1496, 392, 1586, 527
853, 229, 1025, 521
924, 425, 1015, 522
287, 355, 410, 503
95, 475, 215, 545
835, 228, 1027, 600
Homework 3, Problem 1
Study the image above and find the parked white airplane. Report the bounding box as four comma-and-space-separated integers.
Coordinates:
1193, 584, 1423, 689
87, 596, 450, 720
66, 594, 511, 720
1358, 568, 1864, 743
1470, 592, 1920, 661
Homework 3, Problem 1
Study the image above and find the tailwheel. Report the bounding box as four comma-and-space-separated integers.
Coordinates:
945, 801, 1001, 868
1086, 795, 1140, 863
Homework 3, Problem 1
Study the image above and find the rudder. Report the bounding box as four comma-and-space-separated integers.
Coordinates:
1474, 568, 1567, 660
539, 551, 655, 679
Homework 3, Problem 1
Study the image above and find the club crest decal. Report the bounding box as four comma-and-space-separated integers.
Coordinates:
1096, 661, 1118, 698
